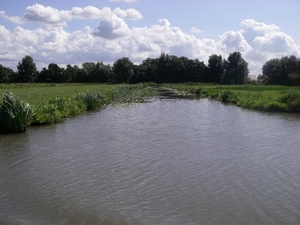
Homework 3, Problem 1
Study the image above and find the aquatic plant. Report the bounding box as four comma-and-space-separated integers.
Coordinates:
75, 90, 104, 110
218, 90, 238, 103
0, 92, 35, 133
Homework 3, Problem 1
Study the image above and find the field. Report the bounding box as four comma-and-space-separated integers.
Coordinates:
0, 83, 119, 104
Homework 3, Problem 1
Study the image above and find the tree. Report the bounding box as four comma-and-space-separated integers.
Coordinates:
223, 52, 249, 84
0, 64, 15, 83
37, 63, 64, 83
64, 64, 78, 83
111, 57, 134, 83
91, 62, 111, 83
207, 54, 225, 83
261, 56, 300, 85
17, 55, 38, 82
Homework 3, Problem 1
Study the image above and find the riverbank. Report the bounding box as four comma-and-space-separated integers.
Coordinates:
163, 83, 300, 113
1, 83, 300, 133
0, 83, 158, 133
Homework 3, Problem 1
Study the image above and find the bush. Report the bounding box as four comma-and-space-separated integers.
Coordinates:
75, 90, 104, 110
278, 89, 300, 112
218, 90, 237, 103
0, 92, 35, 133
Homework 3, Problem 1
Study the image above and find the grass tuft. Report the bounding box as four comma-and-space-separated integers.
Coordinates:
0, 92, 35, 133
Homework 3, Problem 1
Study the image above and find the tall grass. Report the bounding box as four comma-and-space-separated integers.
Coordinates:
278, 89, 300, 112
0, 92, 35, 133
75, 90, 104, 110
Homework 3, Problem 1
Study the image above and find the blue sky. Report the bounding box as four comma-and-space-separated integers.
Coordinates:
0, 0, 299, 75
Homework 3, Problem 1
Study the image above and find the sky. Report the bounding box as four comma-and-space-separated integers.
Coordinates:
0, 0, 299, 75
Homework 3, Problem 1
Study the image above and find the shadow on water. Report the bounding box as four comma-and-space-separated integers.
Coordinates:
157, 88, 197, 99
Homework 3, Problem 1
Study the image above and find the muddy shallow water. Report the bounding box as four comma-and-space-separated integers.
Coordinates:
1, 98, 300, 225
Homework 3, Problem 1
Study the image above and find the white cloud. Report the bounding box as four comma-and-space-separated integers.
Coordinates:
190, 27, 202, 33
93, 14, 129, 39
0, 17, 299, 76
71, 6, 104, 19
23, 4, 72, 26
113, 7, 143, 20
219, 30, 252, 53
0, 11, 24, 25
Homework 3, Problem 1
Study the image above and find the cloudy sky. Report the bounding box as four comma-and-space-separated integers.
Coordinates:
0, 0, 299, 75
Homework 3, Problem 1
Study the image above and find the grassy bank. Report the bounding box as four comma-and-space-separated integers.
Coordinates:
0, 83, 158, 133
163, 83, 300, 112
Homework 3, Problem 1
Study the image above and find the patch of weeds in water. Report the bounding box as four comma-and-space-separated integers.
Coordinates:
217, 90, 238, 103
75, 90, 104, 110
0, 91, 35, 133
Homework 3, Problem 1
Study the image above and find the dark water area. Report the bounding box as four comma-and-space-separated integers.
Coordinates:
1, 98, 300, 225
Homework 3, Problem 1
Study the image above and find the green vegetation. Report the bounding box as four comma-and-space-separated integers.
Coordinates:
0, 92, 35, 133
1, 83, 300, 133
163, 83, 300, 112
0, 83, 158, 133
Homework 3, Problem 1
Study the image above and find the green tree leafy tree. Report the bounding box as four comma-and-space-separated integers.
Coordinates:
0, 64, 15, 83
111, 57, 134, 83
207, 54, 225, 83
223, 52, 249, 84
17, 55, 38, 83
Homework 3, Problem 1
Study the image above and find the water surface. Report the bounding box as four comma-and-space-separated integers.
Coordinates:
1, 98, 300, 225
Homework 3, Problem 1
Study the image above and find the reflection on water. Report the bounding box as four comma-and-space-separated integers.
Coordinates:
1, 98, 300, 225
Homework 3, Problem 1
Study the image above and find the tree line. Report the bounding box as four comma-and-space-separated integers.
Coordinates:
0, 52, 299, 85
259, 55, 300, 85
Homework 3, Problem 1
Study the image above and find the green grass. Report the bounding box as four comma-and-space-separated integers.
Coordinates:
0, 92, 35, 133
0, 83, 159, 131
0, 83, 119, 104
163, 83, 300, 112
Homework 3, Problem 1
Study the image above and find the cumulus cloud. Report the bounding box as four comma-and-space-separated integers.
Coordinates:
0, 17, 299, 76
219, 30, 252, 53
71, 6, 104, 19
23, 4, 72, 26
93, 15, 129, 39
0, 11, 24, 25
113, 7, 142, 20
190, 27, 202, 33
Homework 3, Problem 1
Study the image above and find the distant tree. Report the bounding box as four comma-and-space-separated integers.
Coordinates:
207, 54, 225, 83
17, 55, 38, 82
223, 52, 249, 84
261, 55, 300, 85
91, 62, 111, 83
192, 59, 208, 82
111, 57, 134, 83
37, 63, 64, 83
141, 58, 158, 82
64, 64, 77, 83
0, 64, 15, 83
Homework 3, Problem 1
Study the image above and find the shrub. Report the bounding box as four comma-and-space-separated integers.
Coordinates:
0, 92, 35, 133
218, 90, 238, 103
278, 89, 300, 112
75, 90, 104, 110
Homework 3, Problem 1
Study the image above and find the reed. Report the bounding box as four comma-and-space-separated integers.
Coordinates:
75, 90, 104, 110
0, 92, 35, 133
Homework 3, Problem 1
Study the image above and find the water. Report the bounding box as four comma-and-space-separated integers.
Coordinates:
1, 98, 300, 225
